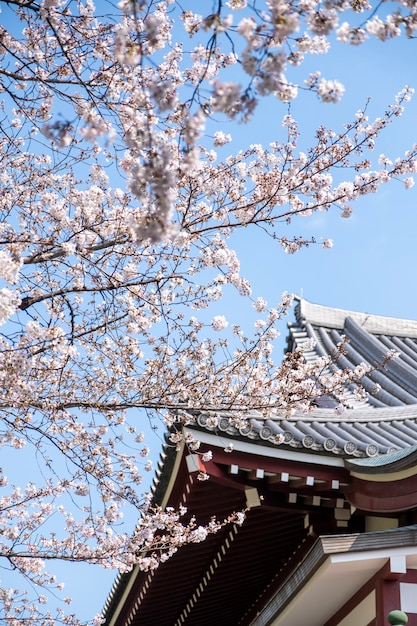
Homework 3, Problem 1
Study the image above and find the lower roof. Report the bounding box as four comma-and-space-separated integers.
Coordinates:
194, 405, 417, 458
252, 525, 417, 626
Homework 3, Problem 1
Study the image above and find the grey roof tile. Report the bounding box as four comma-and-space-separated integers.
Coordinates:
196, 300, 417, 458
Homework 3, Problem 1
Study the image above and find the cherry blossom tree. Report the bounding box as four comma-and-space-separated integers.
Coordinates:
0, 0, 416, 623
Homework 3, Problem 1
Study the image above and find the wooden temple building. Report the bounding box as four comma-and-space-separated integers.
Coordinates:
103, 299, 417, 626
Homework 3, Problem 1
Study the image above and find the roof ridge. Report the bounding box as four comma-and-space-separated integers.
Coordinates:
297, 299, 417, 338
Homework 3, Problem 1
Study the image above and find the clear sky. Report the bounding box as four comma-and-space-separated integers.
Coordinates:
231, 30, 417, 335
2, 2, 417, 623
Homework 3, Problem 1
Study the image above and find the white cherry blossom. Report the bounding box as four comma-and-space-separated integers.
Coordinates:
0, 1, 415, 623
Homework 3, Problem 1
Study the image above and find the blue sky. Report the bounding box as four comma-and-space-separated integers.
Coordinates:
1, 2, 417, 622
231, 31, 417, 335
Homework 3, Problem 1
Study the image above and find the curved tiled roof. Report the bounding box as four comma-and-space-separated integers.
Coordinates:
195, 299, 417, 459
195, 406, 417, 459
288, 299, 417, 409
345, 444, 417, 472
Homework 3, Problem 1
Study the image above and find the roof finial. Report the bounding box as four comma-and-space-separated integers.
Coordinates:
388, 610, 408, 625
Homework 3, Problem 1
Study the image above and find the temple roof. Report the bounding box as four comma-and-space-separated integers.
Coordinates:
103, 300, 417, 625
192, 299, 417, 459
288, 298, 417, 408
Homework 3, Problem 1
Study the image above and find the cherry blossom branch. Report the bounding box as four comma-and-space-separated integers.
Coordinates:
0, 2, 415, 623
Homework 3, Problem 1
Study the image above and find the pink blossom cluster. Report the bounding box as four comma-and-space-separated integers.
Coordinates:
0, 0, 415, 623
